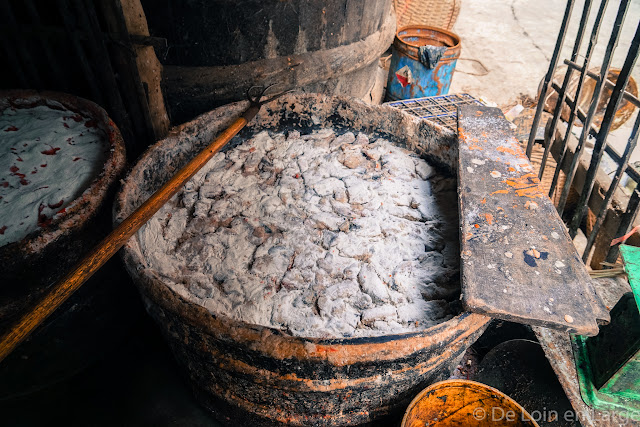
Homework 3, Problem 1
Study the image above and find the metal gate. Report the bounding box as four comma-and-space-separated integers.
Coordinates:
527, 0, 640, 268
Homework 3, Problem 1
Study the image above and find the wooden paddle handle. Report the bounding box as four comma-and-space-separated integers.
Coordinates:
0, 107, 258, 363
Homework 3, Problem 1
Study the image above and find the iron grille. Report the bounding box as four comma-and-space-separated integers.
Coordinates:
527, 0, 640, 267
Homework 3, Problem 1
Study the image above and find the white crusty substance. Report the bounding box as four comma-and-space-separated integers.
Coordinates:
0, 105, 109, 246
138, 129, 461, 338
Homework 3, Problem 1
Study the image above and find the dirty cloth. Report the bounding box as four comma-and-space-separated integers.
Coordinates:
419, 45, 448, 69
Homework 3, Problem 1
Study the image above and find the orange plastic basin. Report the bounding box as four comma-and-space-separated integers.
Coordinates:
402, 380, 541, 427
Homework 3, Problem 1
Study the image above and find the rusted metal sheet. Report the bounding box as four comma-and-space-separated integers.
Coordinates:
457, 105, 609, 336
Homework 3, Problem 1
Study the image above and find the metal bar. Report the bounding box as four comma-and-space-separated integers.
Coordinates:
544, 82, 594, 199
556, 0, 630, 220
549, 79, 640, 189
564, 59, 640, 108
56, 0, 104, 105
606, 188, 640, 264
546, 98, 640, 184
526, 0, 575, 158
538, 0, 594, 181
583, 111, 640, 261
549, 0, 611, 201
126, 34, 168, 50
569, 19, 640, 237
545, 86, 640, 190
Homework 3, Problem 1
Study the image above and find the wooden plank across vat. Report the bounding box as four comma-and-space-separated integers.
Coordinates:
457, 105, 609, 336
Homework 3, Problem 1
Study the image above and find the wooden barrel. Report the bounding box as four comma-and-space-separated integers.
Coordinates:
0, 90, 132, 399
141, 0, 396, 123
115, 93, 491, 426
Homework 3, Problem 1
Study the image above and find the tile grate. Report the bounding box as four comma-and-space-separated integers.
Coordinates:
385, 93, 484, 132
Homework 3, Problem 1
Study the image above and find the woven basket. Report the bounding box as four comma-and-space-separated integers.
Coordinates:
394, 0, 461, 30
525, 142, 567, 207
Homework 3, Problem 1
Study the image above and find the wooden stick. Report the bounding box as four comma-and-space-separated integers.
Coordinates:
0, 105, 260, 363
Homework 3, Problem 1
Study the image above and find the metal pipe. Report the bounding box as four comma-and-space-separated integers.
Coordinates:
547, 81, 640, 186
550, 82, 597, 135
538, 0, 593, 181
555, 0, 630, 221
583, 111, 640, 261
605, 144, 640, 183
569, 19, 640, 237
526, 0, 576, 158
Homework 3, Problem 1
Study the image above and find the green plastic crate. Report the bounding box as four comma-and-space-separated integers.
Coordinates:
573, 244, 640, 417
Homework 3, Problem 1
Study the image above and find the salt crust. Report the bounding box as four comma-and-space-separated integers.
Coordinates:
138, 129, 461, 338
0, 105, 109, 246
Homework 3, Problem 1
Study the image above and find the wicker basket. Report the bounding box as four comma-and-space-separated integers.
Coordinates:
394, 0, 461, 30
526, 142, 567, 207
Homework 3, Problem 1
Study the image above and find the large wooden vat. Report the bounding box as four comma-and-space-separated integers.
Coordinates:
115, 93, 490, 426
141, 0, 396, 123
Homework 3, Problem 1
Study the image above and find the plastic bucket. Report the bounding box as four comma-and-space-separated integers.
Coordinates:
386, 26, 461, 101
401, 380, 541, 426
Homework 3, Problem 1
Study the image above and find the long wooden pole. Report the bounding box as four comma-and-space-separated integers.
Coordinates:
0, 105, 260, 363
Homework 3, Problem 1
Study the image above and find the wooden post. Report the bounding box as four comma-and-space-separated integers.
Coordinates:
119, 0, 169, 138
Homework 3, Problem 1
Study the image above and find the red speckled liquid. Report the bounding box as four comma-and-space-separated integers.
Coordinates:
0, 105, 109, 246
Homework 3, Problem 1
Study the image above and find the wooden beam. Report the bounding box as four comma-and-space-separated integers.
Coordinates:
457, 105, 608, 336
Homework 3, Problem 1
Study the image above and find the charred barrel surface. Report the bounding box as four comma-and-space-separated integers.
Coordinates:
116, 94, 490, 426
141, 0, 396, 123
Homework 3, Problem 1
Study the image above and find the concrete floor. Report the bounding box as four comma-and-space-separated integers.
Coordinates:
0, 310, 223, 427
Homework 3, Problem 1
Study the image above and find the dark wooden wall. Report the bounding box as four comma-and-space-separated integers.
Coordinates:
0, 0, 160, 158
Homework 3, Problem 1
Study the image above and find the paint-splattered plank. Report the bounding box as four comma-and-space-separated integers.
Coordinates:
457, 105, 609, 336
